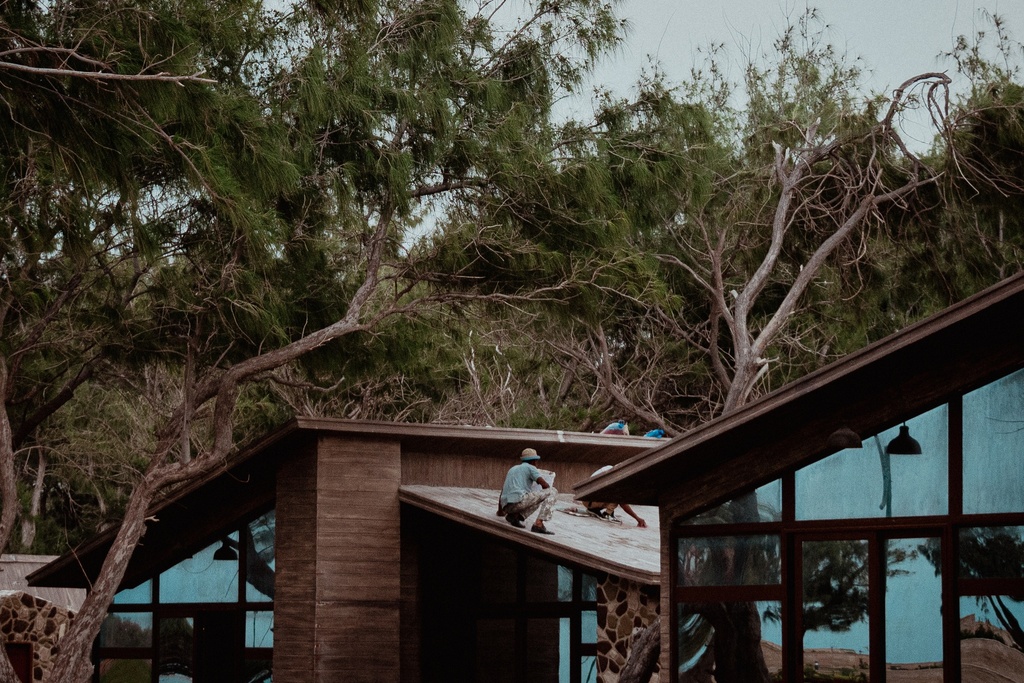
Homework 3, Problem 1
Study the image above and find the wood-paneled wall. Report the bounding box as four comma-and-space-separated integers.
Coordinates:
274, 441, 317, 682
402, 450, 622, 492
274, 434, 403, 683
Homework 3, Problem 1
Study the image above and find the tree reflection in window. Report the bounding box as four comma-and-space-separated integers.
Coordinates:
802, 540, 869, 637
677, 533, 781, 682
948, 527, 1024, 649
245, 510, 275, 601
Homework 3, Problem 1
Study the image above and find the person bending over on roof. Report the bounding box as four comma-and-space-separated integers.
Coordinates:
573, 465, 648, 527
497, 448, 557, 535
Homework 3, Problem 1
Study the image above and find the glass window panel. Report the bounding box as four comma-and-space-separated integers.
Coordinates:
479, 543, 517, 604
964, 368, 1024, 513
677, 535, 781, 586
796, 406, 948, 520
525, 554, 560, 602
582, 610, 597, 645
100, 612, 153, 648
527, 618, 561, 682
959, 526, 1024, 579
802, 540, 870, 677
683, 481, 782, 525
960, 595, 1024, 676
159, 533, 239, 603
581, 573, 598, 602
559, 617, 570, 683
245, 510, 275, 602
581, 655, 598, 683
475, 619, 515, 683
113, 580, 152, 605
241, 660, 272, 683
886, 538, 943, 670
158, 617, 193, 681
677, 601, 782, 679
557, 566, 572, 602
99, 659, 151, 683
245, 611, 274, 648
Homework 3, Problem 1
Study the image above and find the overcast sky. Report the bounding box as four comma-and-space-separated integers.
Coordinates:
556, 0, 1023, 147
596, 0, 1023, 95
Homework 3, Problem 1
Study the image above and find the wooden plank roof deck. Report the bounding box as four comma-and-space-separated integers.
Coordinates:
399, 485, 660, 586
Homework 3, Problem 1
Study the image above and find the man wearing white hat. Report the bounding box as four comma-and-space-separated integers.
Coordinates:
497, 448, 557, 534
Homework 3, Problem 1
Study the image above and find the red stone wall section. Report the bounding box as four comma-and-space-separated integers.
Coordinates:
0, 591, 74, 682
596, 575, 660, 683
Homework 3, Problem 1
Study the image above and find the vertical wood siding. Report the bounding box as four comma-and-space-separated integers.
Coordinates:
314, 435, 403, 682
274, 441, 318, 682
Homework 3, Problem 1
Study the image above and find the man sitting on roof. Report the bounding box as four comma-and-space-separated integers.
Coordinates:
497, 448, 557, 535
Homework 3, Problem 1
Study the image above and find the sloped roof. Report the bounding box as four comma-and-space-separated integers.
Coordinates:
0, 555, 85, 611
576, 271, 1024, 516
29, 419, 658, 589
399, 486, 660, 585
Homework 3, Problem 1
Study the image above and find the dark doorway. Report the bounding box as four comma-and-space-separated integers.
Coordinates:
4, 642, 31, 683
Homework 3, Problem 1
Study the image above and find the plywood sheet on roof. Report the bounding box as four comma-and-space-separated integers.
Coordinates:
398, 485, 660, 585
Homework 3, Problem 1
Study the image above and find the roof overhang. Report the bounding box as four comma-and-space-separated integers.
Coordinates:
399, 485, 660, 585
29, 419, 658, 589
576, 272, 1024, 516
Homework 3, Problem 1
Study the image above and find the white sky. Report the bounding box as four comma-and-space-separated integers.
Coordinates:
596, 0, 1023, 95
558, 0, 1024, 148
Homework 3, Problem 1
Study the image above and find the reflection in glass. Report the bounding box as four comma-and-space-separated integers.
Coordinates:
964, 367, 1024, 514
113, 580, 152, 605
100, 613, 153, 648
245, 510, 275, 602
960, 595, 1024, 676
245, 611, 274, 648
582, 610, 597, 645
797, 405, 948, 520
581, 655, 597, 683
242, 660, 272, 683
684, 481, 782, 525
159, 617, 193, 681
159, 533, 239, 603
557, 565, 573, 602
99, 659, 151, 683
677, 601, 781, 682
959, 526, 1024, 580
581, 573, 598, 602
677, 535, 781, 586
886, 538, 942, 670
802, 540, 870, 679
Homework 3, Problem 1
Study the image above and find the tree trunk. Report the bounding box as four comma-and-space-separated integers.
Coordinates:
20, 452, 46, 549
619, 618, 661, 683
705, 602, 771, 683
0, 365, 26, 682
46, 479, 159, 683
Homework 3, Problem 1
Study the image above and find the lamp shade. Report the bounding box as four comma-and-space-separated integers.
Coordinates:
886, 424, 922, 455
213, 539, 237, 561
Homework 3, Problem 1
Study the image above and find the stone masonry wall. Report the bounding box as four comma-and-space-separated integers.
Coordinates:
597, 575, 660, 683
0, 591, 74, 682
